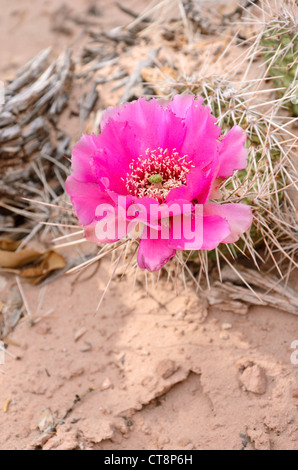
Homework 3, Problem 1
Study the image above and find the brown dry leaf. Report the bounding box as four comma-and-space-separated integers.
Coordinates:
0, 240, 21, 252
0, 248, 42, 269
21, 251, 66, 285
141, 66, 177, 96
0, 239, 66, 284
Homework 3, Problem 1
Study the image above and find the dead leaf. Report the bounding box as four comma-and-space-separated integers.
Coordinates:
21, 251, 66, 285
0, 240, 21, 252
0, 248, 42, 269
0, 239, 66, 284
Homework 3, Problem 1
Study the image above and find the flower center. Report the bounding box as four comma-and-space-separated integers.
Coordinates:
125, 148, 192, 203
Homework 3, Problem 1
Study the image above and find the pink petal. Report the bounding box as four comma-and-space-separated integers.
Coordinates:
201, 215, 231, 250
131, 199, 164, 231
65, 176, 114, 226
148, 199, 194, 220
71, 134, 101, 183
84, 223, 99, 243
84, 220, 122, 244
168, 94, 197, 118
209, 178, 225, 200
83, 201, 134, 243
168, 212, 202, 250
217, 126, 248, 178
100, 105, 122, 130
124, 196, 161, 230
165, 184, 188, 202
169, 213, 231, 251
93, 121, 141, 193
204, 202, 253, 243
71, 126, 136, 194
100, 98, 187, 155
180, 99, 221, 167
137, 226, 176, 272
167, 156, 219, 205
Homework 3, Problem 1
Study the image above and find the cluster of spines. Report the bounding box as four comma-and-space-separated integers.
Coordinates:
261, 15, 298, 116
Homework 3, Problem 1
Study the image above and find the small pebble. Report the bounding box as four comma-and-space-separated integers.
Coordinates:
222, 323, 232, 330
156, 359, 178, 379
101, 378, 113, 391
240, 365, 267, 395
176, 311, 185, 320
219, 332, 230, 340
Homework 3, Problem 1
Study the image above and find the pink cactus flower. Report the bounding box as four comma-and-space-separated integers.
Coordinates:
66, 96, 252, 272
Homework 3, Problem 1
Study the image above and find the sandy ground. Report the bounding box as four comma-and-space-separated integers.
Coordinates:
0, 0, 297, 451
0, 257, 298, 450
0, 0, 146, 79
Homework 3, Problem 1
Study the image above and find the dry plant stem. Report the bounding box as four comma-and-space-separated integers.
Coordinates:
208, 265, 298, 316
0, 49, 73, 198
15, 276, 32, 318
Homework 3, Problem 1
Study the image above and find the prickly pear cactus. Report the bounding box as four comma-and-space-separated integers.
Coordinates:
171, 76, 297, 267
261, 23, 298, 116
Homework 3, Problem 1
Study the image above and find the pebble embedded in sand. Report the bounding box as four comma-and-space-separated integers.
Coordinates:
219, 332, 230, 340
156, 359, 179, 379
101, 378, 113, 391
35, 325, 52, 335
240, 365, 267, 395
176, 311, 186, 321
221, 323, 232, 330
